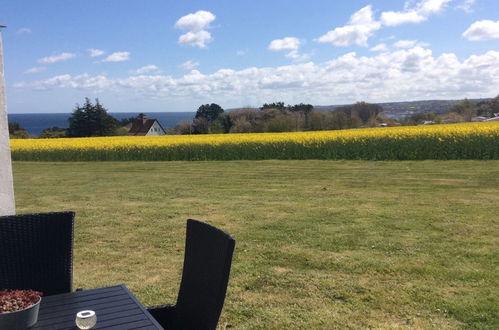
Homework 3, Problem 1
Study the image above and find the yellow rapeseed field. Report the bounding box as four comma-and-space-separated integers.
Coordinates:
10, 122, 499, 161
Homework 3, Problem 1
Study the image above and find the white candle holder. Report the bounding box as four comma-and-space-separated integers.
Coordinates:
75, 310, 97, 329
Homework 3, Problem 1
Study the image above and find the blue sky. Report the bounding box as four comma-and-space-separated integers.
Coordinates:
2, 0, 499, 113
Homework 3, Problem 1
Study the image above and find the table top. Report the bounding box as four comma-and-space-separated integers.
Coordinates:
32, 284, 164, 330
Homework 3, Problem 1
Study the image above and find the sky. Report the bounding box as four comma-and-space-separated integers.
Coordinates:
2, 0, 499, 113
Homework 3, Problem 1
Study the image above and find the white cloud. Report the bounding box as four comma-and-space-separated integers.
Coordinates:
236, 49, 247, 56
178, 30, 212, 48
175, 10, 216, 31
180, 60, 200, 70
381, 0, 452, 26
14, 73, 112, 90
268, 37, 300, 51
381, 11, 425, 26
285, 50, 310, 61
456, 0, 476, 12
17, 27, 31, 34
463, 20, 499, 40
15, 47, 499, 104
394, 40, 418, 48
37, 52, 76, 64
24, 66, 45, 74
103, 52, 130, 62
370, 43, 388, 52
175, 10, 216, 48
269, 37, 310, 61
130, 65, 160, 74
88, 49, 105, 57
393, 40, 429, 49
316, 5, 381, 47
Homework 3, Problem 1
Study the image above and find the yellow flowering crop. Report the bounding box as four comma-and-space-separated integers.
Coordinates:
10, 122, 499, 161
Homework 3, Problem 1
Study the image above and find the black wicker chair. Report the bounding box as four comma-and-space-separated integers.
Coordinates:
0, 212, 75, 296
147, 219, 236, 330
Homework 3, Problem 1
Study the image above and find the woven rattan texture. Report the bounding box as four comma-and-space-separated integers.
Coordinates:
0, 212, 75, 296
148, 219, 235, 330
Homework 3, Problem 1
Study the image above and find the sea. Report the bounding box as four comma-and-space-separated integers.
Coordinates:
8, 112, 196, 136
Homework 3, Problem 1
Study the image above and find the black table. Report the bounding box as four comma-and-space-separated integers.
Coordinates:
32, 285, 164, 329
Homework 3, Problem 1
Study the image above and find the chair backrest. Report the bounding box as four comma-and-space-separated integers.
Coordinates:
0, 212, 75, 296
173, 219, 236, 330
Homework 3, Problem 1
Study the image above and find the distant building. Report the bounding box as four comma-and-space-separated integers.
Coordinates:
471, 116, 487, 122
484, 116, 499, 122
128, 115, 166, 136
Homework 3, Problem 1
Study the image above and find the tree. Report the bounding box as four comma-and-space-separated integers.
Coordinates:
119, 113, 147, 127
172, 120, 194, 134
8, 122, 29, 138
192, 117, 209, 134
476, 95, 499, 117
335, 102, 383, 124
330, 111, 348, 130
39, 126, 67, 138
68, 98, 118, 137
406, 112, 438, 125
448, 98, 476, 121
195, 103, 224, 123
8, 122, 23, 134
260, 102, 286, 111
289, 103, 313, 114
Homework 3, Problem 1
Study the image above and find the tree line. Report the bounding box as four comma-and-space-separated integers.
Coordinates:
403, 95, 499, 125
8, 94, 499, 138
9, 98, 144, 138
172, 101, 384, 134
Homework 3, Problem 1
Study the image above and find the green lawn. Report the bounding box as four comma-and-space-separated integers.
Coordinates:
12, 160, 499, 329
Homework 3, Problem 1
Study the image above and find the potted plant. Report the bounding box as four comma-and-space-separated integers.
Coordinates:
0, 290, 42, 329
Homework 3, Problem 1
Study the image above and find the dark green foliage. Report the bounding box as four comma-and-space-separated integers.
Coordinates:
8, 122, 23, 134
39, 126, 67, 138
195, 103, 224, 123
288, 103, 313, 114
119, 113, 147, 126
8, 122, 29, 138
68, 98, 118, 137
260, 102, 286, 110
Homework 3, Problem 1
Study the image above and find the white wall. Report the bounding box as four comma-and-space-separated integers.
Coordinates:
147, 121, 166, 136
0, 30, 15, 215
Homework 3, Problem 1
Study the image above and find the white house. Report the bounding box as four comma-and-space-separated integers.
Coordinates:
127, 116, 166, 136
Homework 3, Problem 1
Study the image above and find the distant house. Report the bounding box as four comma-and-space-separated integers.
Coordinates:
472, 116, 488, 122
128, 116, 166, 136
484, 116, 499, 122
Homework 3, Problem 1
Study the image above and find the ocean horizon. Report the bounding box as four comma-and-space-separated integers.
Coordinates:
8, 112, 196, 136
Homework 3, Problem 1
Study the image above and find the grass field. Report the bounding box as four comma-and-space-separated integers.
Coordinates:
12, 160, 499, 329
